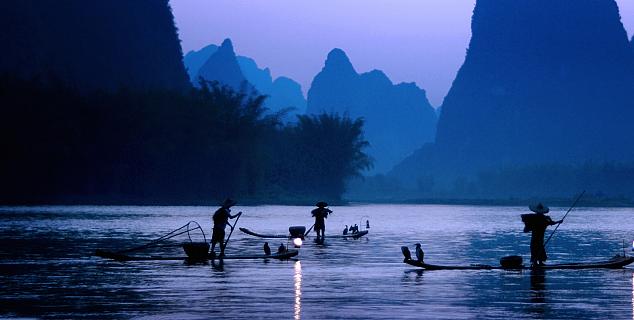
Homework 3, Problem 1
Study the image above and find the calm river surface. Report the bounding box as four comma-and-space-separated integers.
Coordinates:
0, 205, 632, 319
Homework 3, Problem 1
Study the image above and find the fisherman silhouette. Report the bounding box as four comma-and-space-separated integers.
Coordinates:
210, 198, 240, 258
415, 243, 425, 263
263, 242, 271, 255
278, 243, 286, 254
522, 203, 562, 266
311, 201, 332, 238
343, 225, 348, 235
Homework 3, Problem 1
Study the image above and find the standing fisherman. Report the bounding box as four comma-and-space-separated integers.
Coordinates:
522, 203, 562, 266
311, 201, 332, 239
210, 198, 240, 258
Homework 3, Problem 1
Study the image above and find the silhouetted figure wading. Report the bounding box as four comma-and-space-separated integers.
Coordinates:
311, 201, 332, 238
210, 198, 239, 257
522, 203, 562, 266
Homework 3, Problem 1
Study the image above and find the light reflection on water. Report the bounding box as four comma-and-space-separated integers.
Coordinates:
294, 261, 302, 320
0, 205, 633, 319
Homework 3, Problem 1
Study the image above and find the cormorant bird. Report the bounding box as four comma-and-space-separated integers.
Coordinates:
263, 242, 271, 255
366, 220, 370, 229
278, 243, 286, 254
401, 246, 412, 262
343, 225, 348, 235
415, 243, 425, 263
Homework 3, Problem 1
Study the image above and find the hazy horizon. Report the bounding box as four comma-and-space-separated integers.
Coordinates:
171, 0, 634, 107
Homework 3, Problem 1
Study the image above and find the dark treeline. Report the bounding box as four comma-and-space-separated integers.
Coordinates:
474, 163, 634, 201
348, 162, 634, 205
0, 76, 370, 204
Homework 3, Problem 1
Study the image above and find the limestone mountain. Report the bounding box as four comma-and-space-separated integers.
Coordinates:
184, 41, 306, 116
196, 39, 250, 92
183, 44, 219, 85
0, 0, 190, 91
387, 0, 634, 198
433, 0, 634, 173
307, 49, 437, 173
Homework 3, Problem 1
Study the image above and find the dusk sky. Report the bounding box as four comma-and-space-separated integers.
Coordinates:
171, 0, 634, 106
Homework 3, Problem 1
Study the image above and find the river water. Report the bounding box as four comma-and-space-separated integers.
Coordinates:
0, 205, 632, 319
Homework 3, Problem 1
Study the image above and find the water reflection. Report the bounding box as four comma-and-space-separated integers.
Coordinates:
2, 205, 633, 319
529, 269, 547, 315
530, 269, 546, 301
211, 258, 224, 271
294, 261, 302, 320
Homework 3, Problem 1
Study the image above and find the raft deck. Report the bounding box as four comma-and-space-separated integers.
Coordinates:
403, 255, 634, 270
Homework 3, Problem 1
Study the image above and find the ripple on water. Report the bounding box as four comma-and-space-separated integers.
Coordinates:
0, 205, 633, 319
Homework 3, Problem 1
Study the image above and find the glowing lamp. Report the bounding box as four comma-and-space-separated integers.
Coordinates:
293, 238, 303, 248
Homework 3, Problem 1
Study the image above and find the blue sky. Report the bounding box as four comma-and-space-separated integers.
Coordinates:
171, 0, 633, 106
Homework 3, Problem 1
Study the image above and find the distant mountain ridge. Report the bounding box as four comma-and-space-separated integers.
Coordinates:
184, 40, 306, 116
196, 39, 251, 92
0, 0, 190, 91
307, 49, 437, 173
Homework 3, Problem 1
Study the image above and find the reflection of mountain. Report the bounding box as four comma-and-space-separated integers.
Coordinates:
184, 40, 306, 116
0, 0, 190, 91
307, 49, 437, 173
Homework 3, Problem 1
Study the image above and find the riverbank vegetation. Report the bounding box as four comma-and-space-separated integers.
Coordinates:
0, 76, 371, 204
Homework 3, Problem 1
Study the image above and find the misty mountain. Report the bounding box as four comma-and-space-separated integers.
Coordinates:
435, 0, 634, 170
387, 0, 634, 197
268, 77, 306, 115
0, 0, 190, 91
196, 39, 251, 92
184, 41, 307, 116
183, 44, 219, 83
307, 49, 437, 174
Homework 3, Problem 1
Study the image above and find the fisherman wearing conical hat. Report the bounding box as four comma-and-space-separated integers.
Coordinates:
522, 203, 563, 266
311, 201, 332, 239
210, 198, 240, 258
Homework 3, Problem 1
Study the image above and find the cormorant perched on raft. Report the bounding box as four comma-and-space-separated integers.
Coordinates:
278, 243, 286, 254
263, 242, 271, 255
415, 243, 425, 263
343, 225, 348, 235
401, 246, 412, 262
